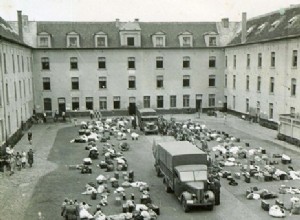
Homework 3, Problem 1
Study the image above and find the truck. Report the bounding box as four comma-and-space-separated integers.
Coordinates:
153, 140, 215, 212
136, 108, 159, 135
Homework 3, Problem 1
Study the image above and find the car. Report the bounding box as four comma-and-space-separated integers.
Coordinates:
144, 122, 159, 135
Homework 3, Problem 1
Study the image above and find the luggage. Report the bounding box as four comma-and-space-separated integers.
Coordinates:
261, 200, 270, 211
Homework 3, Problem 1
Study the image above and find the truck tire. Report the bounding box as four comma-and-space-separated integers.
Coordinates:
206, 204, 214, 211
181, 198, 190, 213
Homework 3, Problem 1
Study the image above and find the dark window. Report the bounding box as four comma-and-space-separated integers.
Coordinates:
43, 98, 52, 111
209, 75, 216, 87
98, 57, 106, 69
96, 37, 106, 47
291, 78, 297, 96
258, 53, 262, 68
43, 77, 51, 90
183, 57, 190, 68
70, 57, 78, 70
113, 96, 120, 109
183, 75, 190, 87
246, 75, 249, 90
247, 54, 250, 68
21, 56, 24, 72
209, 37, 217, 46
292, 50, 298, 68
233, 55, 236, 69
209, 56, 216, 68
71, 77, 79, 90
156, 57, 163, 69
72, 97, 80, 110
157, 96, 164, 108
246, 99, 249, 112
3, 53, 7, 73
99, 97, 107, 110
257, 76, 261, 92
271, 52, 275, 67
12, 55, 15, 73
41, 57, 50, 70
183, 95, 190, 107
86, 97, 93, 110
270, 77, 274, 93
99, 77, 107, 89
127, 37, 134, 46
225, 75, 227, 88
225, 56, 227, 68
156, 76, 163, 88
143, 96, 150, 108
208, 94, 215, 107
17, 55, 20, 72
128, 76, 136, 89
269, 103, 273, 119
233, 75, 236, 89
128, 57, 135, 69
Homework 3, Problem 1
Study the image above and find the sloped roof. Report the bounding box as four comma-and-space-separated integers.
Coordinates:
0, 16, 22, 43
229, 5, 300, 46
37, 21, 218, 48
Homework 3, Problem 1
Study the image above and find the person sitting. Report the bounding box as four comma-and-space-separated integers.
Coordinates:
79, 202, 94, 219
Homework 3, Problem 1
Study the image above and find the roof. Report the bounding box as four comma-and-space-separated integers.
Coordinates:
37, 21, 218, 48
159, 141, 205, 156
0, 16, 22, 44
138, 108, 157, 113
229, 5, 300, 46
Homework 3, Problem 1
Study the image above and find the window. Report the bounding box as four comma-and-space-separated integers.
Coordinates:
183, 75, 190, 87
98, 57, 106, 69
70, 57, 78, 70
170, 95, 176, 108
67, 33, 80, 47
17, 55, 20, 72
156, 75, 164, 88
269, 77, 274, 94
290, 107, 296, 117
113, 96, 120, 109
157, 96, 164, 108
3, 53, 7, 73
182, 36, 191, 47
143, 96, 150, 108
183, 95, 190, 107
208, 94, 215, 107
43, 98, 52, 111
271, 52, 275, 67
21, 56, 24, 72
128, 76, 136, 89
99, 97, 107, 110
258, 53, 262, 68
12, 55, 15, 73
39, 36, 50, 47
71, 77, 79, 90
233, 55, 236, 69
269, 103, 274, 119
225, 75, 227, 88
257, 101, 260, 115
225, 56, 227, 68
183, 56, 190, 68
27, 57, 29, 72
155, 36, 164, 47
23, 79, 26, 98
233, 95, 235, 109
41, 57, 50, 70
257, 76, 261, 92
14, 82, 17, 101
247, 54, 250, 68
72, 97, 80, 110
246, 98, 249, 112
291, 78, 297, 96
246, 75, 249, 91
209, 75, 216, 87
156, 57, 163, 69
292, 50, 298, 68
5, 83, 9, 104
233, 75, 236, 89
43, 77, 51, 90
99, 77, 107, 89
209, 37, 217, 46
96, 36, 106, 47
86, 97, 93, 110
127, 37, 134, 46
128, 57, 135, 69
209, 56, 216, 68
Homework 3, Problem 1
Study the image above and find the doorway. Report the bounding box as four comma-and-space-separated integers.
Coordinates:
128, 97, 136, 115
58, 98, 66, 115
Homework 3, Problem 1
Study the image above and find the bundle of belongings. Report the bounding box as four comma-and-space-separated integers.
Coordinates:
269, 205, 286, 218
290, 197, 300, 215
246, 187, 277, 200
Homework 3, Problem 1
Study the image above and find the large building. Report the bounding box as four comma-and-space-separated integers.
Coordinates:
1, 4, 300, 147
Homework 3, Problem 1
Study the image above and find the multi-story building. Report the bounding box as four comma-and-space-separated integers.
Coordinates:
0, 11, 34, 147
1, 4, 300, 148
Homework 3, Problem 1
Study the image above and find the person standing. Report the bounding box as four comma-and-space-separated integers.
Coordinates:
21, 151, 27, 168
28, 131, 33, 145
43, 112, 47, 123
27, 149, 34, 168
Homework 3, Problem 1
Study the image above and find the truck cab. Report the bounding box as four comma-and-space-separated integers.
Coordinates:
136, 108, 158, 135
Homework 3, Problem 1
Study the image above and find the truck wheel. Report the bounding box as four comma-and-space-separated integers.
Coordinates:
181, 198, 190, 213
206, 205, 214, 211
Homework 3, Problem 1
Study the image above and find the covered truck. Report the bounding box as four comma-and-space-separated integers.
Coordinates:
153, 141, 215, 212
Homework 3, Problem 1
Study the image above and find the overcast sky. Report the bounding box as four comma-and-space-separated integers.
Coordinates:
0, 0, 300, 22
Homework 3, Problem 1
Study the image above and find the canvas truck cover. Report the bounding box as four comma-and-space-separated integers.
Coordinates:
152, 136, 176, 158
157, 141, 207, 171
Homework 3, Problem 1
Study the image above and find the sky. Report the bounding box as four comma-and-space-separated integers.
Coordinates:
0, 0, 300, 22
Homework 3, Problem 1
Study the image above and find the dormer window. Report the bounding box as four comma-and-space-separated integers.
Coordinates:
288, 16, 298, 26
127, 37, 135, 46
95, 32, 108, 47
209, 37, 217, 46
256, 23, 267, 34
67, 32, 80, 48
37, 32, 51, 48
247, 26, 255, 35
203, 32, 219, 47
179, 32, 193, 47
269, 20, 280, 31
152, 32, 166, 47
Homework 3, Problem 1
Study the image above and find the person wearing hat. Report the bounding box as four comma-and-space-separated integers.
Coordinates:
27, 149, 34, 168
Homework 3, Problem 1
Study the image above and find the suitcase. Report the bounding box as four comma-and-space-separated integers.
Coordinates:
261, 200, 270, 211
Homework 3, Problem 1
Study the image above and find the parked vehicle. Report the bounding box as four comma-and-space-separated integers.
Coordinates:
153, 141, 215, 212
136, 108, 158, 135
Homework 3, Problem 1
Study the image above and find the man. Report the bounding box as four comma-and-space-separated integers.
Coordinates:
28, 131, 33, 145
27, 149, 34, 168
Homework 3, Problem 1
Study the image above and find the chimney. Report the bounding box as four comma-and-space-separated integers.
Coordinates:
134, 18, 139, 22
115, 18, 120, 28
241, 12, 247, 44
17, 10, 23, 41
221, 18, 229, 28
